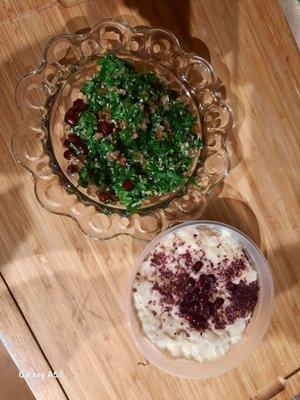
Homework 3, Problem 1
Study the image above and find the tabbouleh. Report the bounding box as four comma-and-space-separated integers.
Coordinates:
63, 54, 202, 211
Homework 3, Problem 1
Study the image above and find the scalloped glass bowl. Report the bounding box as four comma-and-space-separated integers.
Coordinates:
126, 221, 274, 379
12, 18, 232, 240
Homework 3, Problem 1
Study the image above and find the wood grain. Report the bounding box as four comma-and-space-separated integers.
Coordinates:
0, 278, 67, 399
0, 0, 299, 399
0, 0, 56, 22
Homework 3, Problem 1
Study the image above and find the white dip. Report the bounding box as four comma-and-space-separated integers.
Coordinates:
133, 225, 259, 362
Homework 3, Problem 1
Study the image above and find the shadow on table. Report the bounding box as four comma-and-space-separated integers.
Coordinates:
201, 183, 262, 249
0, 181, 33, 271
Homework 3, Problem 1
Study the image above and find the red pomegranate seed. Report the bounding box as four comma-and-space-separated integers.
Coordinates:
63, 138, 70, 148
197, 274, 206, 288
192, 261, 203, 273
214, 297, 224, 310
98, 120, 114, 136
98, 191, 110, 203
63, 148, 75, 160
68, 133, 82, 146
123, 180, 134, 191
67, 164, 78, 174
73, 99, 86, 111
64, 107, 80, 126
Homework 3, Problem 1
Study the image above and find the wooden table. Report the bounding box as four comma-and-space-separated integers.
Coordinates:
0, 1, 299, 399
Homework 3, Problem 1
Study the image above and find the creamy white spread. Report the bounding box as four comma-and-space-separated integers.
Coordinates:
133, 225, 259, 362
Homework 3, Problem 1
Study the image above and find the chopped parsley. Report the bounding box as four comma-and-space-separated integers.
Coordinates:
63, 54, 202, 211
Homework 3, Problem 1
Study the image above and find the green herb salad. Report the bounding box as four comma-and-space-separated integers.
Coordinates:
62, 54, 202, 211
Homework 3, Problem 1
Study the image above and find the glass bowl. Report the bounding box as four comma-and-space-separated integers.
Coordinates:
12, 18, 232, 240
126, 221, 274, 378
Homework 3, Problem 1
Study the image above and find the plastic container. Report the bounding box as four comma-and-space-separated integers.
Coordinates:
126, 221, 274, 379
